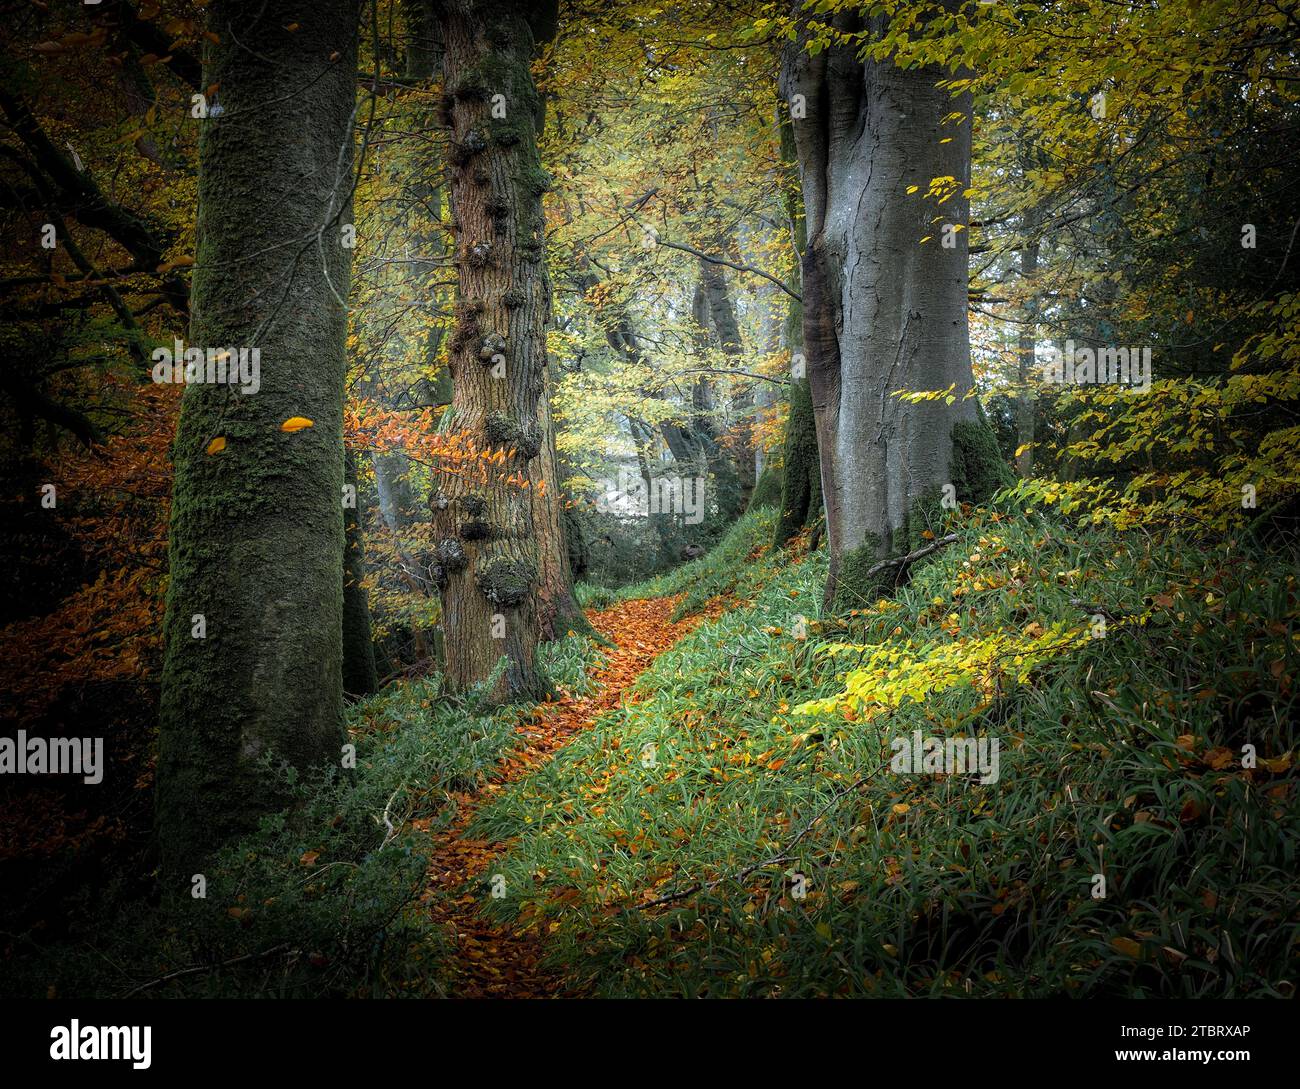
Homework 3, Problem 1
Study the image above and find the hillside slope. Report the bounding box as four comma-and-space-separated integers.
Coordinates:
475, 507, 1299, 997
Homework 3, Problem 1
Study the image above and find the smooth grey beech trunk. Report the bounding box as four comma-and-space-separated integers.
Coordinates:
156, 0, 359, 874
781, 8, 1008, 612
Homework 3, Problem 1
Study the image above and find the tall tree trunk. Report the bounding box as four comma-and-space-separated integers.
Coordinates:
773, 109, 822, 548
156, 0, 359, 873
781, 7, 1009, 614
403, 0, 440, 79
432, 0, 554, 701
343, 449, 380, 697
522, 16, 586, 643
689, 281, 740, 520
698, 258, 756, 509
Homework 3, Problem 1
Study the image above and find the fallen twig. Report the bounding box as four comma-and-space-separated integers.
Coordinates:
119, 944, 294, 998
863, 533, 959, 580
1069, 598, 1133, 621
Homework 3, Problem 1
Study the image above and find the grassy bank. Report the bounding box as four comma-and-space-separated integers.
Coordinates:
476, 507, 1299, 996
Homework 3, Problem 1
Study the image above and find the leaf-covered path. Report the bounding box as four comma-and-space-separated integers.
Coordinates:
422, 595, 705, 998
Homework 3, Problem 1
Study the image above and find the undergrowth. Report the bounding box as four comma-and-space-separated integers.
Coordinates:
589, 508, 784, 620
471, 505, 1300, 997
2, 634, 602, 998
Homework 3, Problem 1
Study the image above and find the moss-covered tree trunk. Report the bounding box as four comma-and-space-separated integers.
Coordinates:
775, 371, 823, 545
781, 6, 1010, 613
773, 110, 822, 548
343, 449, 379, 697
431, 0, 555, 701
156, 0, 359, 873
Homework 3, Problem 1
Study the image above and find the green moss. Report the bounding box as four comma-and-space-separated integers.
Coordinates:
520, 162, 552, 196
950, 417, 1014, 505
828, 417, 1011, 615
476, 556, 537, 608
156, 7, 357, 874
896, 485, 947, 555
484, 411, 517, 448
750, 466, 783, 509
483, 413, 541, 458
830, 533, 886, 615
773, 377, 822, 547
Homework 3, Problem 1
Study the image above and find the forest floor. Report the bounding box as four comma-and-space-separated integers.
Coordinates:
421, 594, 713, 997
6, 510, 1294, 999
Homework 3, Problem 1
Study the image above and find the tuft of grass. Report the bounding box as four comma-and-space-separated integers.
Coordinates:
575, 582, 617, 611
539, 632, 607, 697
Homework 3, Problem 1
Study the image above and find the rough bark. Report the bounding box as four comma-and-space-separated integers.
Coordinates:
781, 7, 1010, 613
431, 0, 554, 701
156, 0, 359, 873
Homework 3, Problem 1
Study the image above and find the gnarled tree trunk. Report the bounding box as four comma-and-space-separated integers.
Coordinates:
431, 0, 558, 700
